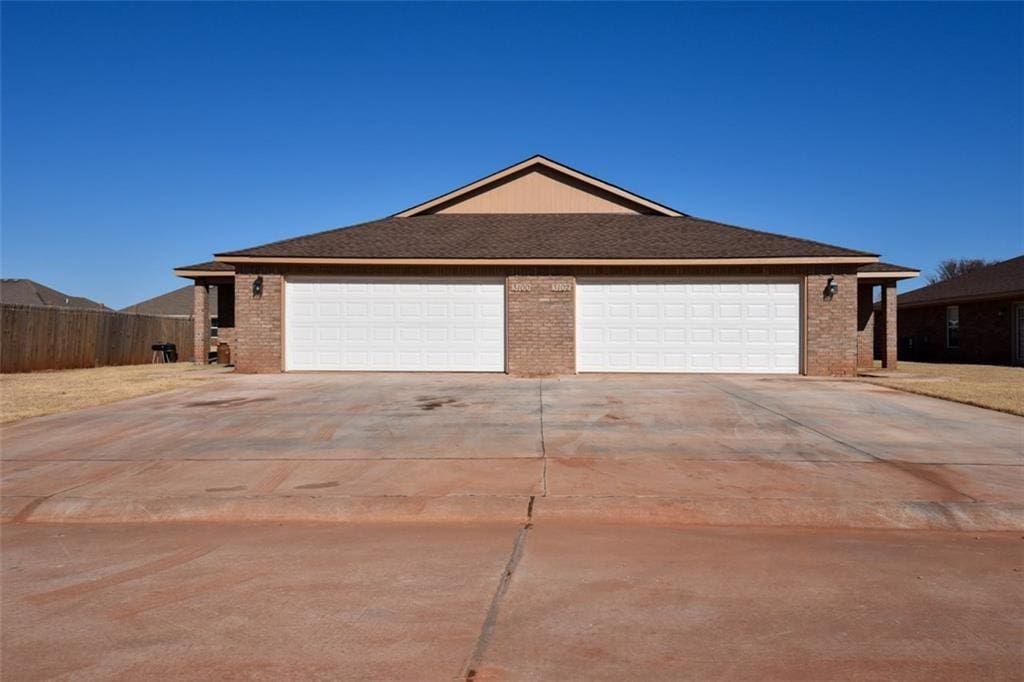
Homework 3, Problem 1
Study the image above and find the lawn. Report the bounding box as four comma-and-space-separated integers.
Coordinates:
0, 363, 229, 423
859, 361, 1024, 417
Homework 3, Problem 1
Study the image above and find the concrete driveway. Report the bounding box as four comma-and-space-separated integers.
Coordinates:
1, 373, 1021, 529
2, 374, 1022, 680
3, 522, 1020, 680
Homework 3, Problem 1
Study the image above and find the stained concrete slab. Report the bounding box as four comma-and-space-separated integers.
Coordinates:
1, 522, 521, 680
2, 522, 1021, 681
1, 373, 1020, 527
541, 375, 1023, 465
0, 373, 544, 462
545, 457, 1016, 502
55, 459, 544, 499
474, 524, 1024, 681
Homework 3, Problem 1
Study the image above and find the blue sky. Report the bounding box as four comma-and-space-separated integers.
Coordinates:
2, 2, 1021, 309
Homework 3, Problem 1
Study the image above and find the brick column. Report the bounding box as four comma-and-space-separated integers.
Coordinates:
856, 282, 875, 369
880, 282, 898, 369
192, 282, 210, 364
506, 275, 575, 376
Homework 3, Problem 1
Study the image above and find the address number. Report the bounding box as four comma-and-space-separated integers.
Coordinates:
550, 282, 572, 292
510, 282, 532, 293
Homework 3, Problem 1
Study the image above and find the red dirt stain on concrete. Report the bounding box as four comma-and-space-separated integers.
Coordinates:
109, 573, 261, 620
313, 424, 337, 443
252, 462, 300, 494
25, 545, 216, 605
184, 397, 274, 408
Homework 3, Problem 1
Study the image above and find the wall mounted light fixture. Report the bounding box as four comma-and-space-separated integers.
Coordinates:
252, 276, 264, 298
824, 275, 839, 299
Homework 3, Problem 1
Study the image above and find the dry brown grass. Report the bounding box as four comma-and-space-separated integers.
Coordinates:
0, 363, 229, 424
860, 361, 1024, 417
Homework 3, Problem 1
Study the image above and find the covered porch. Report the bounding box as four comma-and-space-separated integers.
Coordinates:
856, 263, 920, 370
173, 261, 236, 364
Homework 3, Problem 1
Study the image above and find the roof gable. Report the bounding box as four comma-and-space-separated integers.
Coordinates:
395, 155, 683, 217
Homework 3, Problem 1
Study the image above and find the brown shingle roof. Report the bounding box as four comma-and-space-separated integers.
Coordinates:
858, 261, 918, 273
120, 285, 218, 317
174, 260, 234, 272
899, 255, 1024, 306
216, 214, 877, 261
0, 279, 110, 310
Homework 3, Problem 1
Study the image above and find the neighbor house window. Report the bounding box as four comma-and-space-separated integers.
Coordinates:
211, 316, 219, 339
946, 306, 959, 348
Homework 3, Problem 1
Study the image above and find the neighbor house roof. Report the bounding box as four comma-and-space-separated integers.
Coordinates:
0, 279, 109, 310
898, 255, 1024, 307
120, 285, 218, 317
215, 214, 878, 264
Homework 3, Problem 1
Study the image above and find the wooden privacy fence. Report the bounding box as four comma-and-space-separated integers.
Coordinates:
1, 304, 195, 373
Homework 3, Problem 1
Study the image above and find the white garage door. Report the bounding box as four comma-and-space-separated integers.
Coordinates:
577, 281, 800, 374
285, 278, 504, 371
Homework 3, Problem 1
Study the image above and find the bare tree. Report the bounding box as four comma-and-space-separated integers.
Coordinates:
928, 258, 997, 284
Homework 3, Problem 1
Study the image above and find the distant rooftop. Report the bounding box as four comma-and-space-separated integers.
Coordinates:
0, 278, 109, 311
899, 255, 1024, 306
121, 285, 218, 317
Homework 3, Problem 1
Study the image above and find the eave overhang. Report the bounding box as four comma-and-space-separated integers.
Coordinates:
857, 270, 920, 280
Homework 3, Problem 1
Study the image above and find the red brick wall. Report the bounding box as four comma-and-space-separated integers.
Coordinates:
224, 264, 862, 377
506, 275, 575, 375
899, 299, 1017, 365
192, 282, 209, 364
805, 273, 858, 377
880, 283, 898, 368
233, 268, 283, 373
856, 282, 875, 368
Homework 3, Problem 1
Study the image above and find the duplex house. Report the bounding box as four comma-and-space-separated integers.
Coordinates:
175, 155, 917, 376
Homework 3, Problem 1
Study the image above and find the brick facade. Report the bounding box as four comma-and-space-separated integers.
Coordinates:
506, 275, 575, 375
233, 268, 283, 373
898, 298, 1019, 365
804, 272, 858, 377
856, 282, 875, 369
211, 264, 864, 377
880, 283, 898, 368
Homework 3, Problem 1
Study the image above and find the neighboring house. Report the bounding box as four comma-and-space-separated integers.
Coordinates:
896, 255, 1024, 366
0, 278, 110, 310
174, 155, 917, 376
121, 285, 222, 343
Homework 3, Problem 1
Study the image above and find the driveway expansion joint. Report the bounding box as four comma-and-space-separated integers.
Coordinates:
539, 379, 548, 497
460, 495, 535, 680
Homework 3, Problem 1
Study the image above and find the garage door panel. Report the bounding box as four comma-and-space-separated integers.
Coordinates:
286, 278, 505, 372
577, 281, 800, 374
